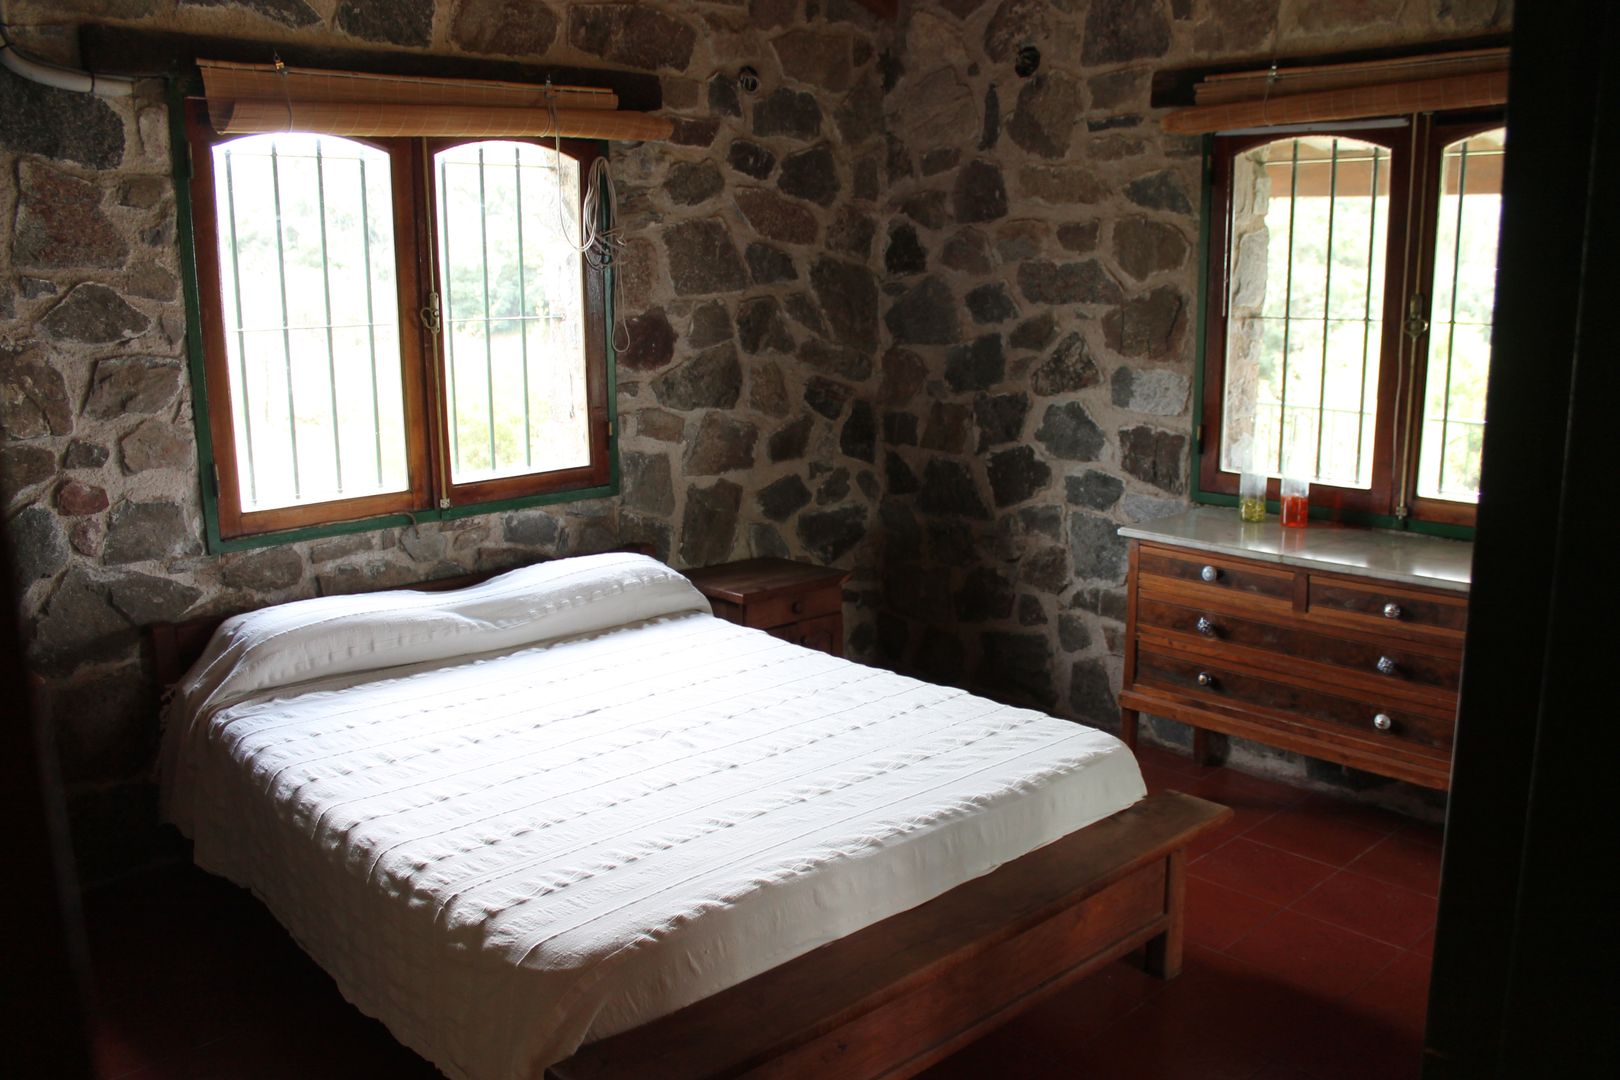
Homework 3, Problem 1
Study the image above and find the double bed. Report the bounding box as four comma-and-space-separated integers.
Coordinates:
155, 552, 1226, 1079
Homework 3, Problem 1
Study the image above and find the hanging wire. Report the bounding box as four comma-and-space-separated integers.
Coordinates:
545, 83, 631, 355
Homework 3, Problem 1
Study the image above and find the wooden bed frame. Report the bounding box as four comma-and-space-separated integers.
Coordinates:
146, 558, 1230, 1080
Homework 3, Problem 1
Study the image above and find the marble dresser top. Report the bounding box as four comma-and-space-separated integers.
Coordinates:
1118, 508, 1473, 593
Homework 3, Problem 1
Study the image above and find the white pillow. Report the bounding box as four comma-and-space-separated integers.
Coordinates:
180, 551, 708, 713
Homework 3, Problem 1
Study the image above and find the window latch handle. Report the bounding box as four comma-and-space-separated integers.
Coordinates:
419, 292, 442, 335
1403, 293, 1429, 339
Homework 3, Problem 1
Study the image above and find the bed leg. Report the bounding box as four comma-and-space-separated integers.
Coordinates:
1144, 849, 1186, 979
1120, 707, 1139, 748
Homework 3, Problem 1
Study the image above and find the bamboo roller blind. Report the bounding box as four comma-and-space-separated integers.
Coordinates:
198, 59, 674, 141
1163, 48, 1509, 134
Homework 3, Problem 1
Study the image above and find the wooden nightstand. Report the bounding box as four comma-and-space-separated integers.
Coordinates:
685, 558, 851, 657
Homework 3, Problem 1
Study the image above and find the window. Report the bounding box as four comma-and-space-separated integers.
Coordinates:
1200, 113, 1505, 527
185, 104, 610, 540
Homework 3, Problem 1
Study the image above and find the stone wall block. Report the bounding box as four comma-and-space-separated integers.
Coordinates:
619, 309, 678, 371
1111, 365, 1190, 416
12, 160, 129, 270
1119, 424, 1188, 493
1113, 217, 1190, 280
1, 444, 55, 505
1031, 332, 1101, 396
809, 256, 880, 347
1101, 285, 1188, 360
450, 0, 559, 56
797, 504, 867, 563
219, 547, 305, 591
753, 87, 824, 140
679, 478, 743, 567
102, 499, 199, 564
884, 276, 961, 345
1006, 73, 1084, 159
568, 3, 697, 71
1, 346, 74, 439
56, 479, 109, 516
9, 504, 69, 590
664, 218, 750, 295
735, 188, 820, 245
651, 342, 742, 410
40, 283, 150, 343
621, 450, 676, 515
118, 418, 191, 474
0, 66, 125, 169
772, 29, 856, 91
1034, 401, 1106, 461
1083, 0, 1172, 64
335, 0, 435, 47
683, 413, 759, 475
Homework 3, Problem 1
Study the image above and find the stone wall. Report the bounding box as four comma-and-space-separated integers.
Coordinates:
870, 0, 1508, 813
2, 0, 1511, 883
1, 0, 898, 882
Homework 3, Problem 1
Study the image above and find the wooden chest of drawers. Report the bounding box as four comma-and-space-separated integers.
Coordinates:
1119, 540, 1467, 790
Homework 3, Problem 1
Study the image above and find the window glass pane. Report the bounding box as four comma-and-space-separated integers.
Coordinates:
210, 133, 408, 513
1220, 136, 1390, 487
1417, 127, 1504, 504
433, 141, 590, 485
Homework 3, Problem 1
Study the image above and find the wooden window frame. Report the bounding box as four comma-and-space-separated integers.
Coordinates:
1198, 109, 1504, 529
184, 101, 611, 541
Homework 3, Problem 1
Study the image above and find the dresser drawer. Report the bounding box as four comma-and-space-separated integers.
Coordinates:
1135, 649, 1454, 752
1138, 546, 1294, 604
1136, 598, 1461, 695
1308, 576, 1467, 637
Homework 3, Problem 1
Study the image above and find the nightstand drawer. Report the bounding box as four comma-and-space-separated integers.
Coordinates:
743, 584, 842, 630
1135, 649, 1454, 753
767, 614, 842, 654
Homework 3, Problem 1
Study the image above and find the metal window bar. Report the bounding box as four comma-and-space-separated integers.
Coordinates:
269, 143, 301, 497
1313, 139, 1340, 477
439, 156, 459, 465
514, 145, 532, 468
230, 320, 404, 333
1437, 143, 1471, 494
478, 147, 497, 472
359, 158, 384, 487
1276, 140, 1301, 473
222, 148, 257, 505
1355, 147, 1381, 480
314, 140, 344, 494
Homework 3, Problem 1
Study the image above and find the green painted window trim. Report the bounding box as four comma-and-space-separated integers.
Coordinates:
167, 78, 620, 555
1187, 134, 1476, 544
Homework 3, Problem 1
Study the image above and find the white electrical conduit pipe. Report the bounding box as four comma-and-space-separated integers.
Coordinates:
1, 9, 136, 97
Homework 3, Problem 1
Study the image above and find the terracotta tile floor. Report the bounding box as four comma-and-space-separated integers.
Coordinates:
85, 747, 1441, 1079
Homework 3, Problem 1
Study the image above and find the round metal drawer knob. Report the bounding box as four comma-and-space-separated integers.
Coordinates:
1196, 671, 1216, 688
1196, 615, 1216, 637
1373, 712, 1394, 732
1200, 565, 1220, 583
1383, 602, 1403, 620
1376, 655, 1399, 676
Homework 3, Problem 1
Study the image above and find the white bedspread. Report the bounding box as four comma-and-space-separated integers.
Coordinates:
160, 554, 1144, 1080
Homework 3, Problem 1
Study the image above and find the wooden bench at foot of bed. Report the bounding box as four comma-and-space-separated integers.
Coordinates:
550, 789, 1229, 1080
